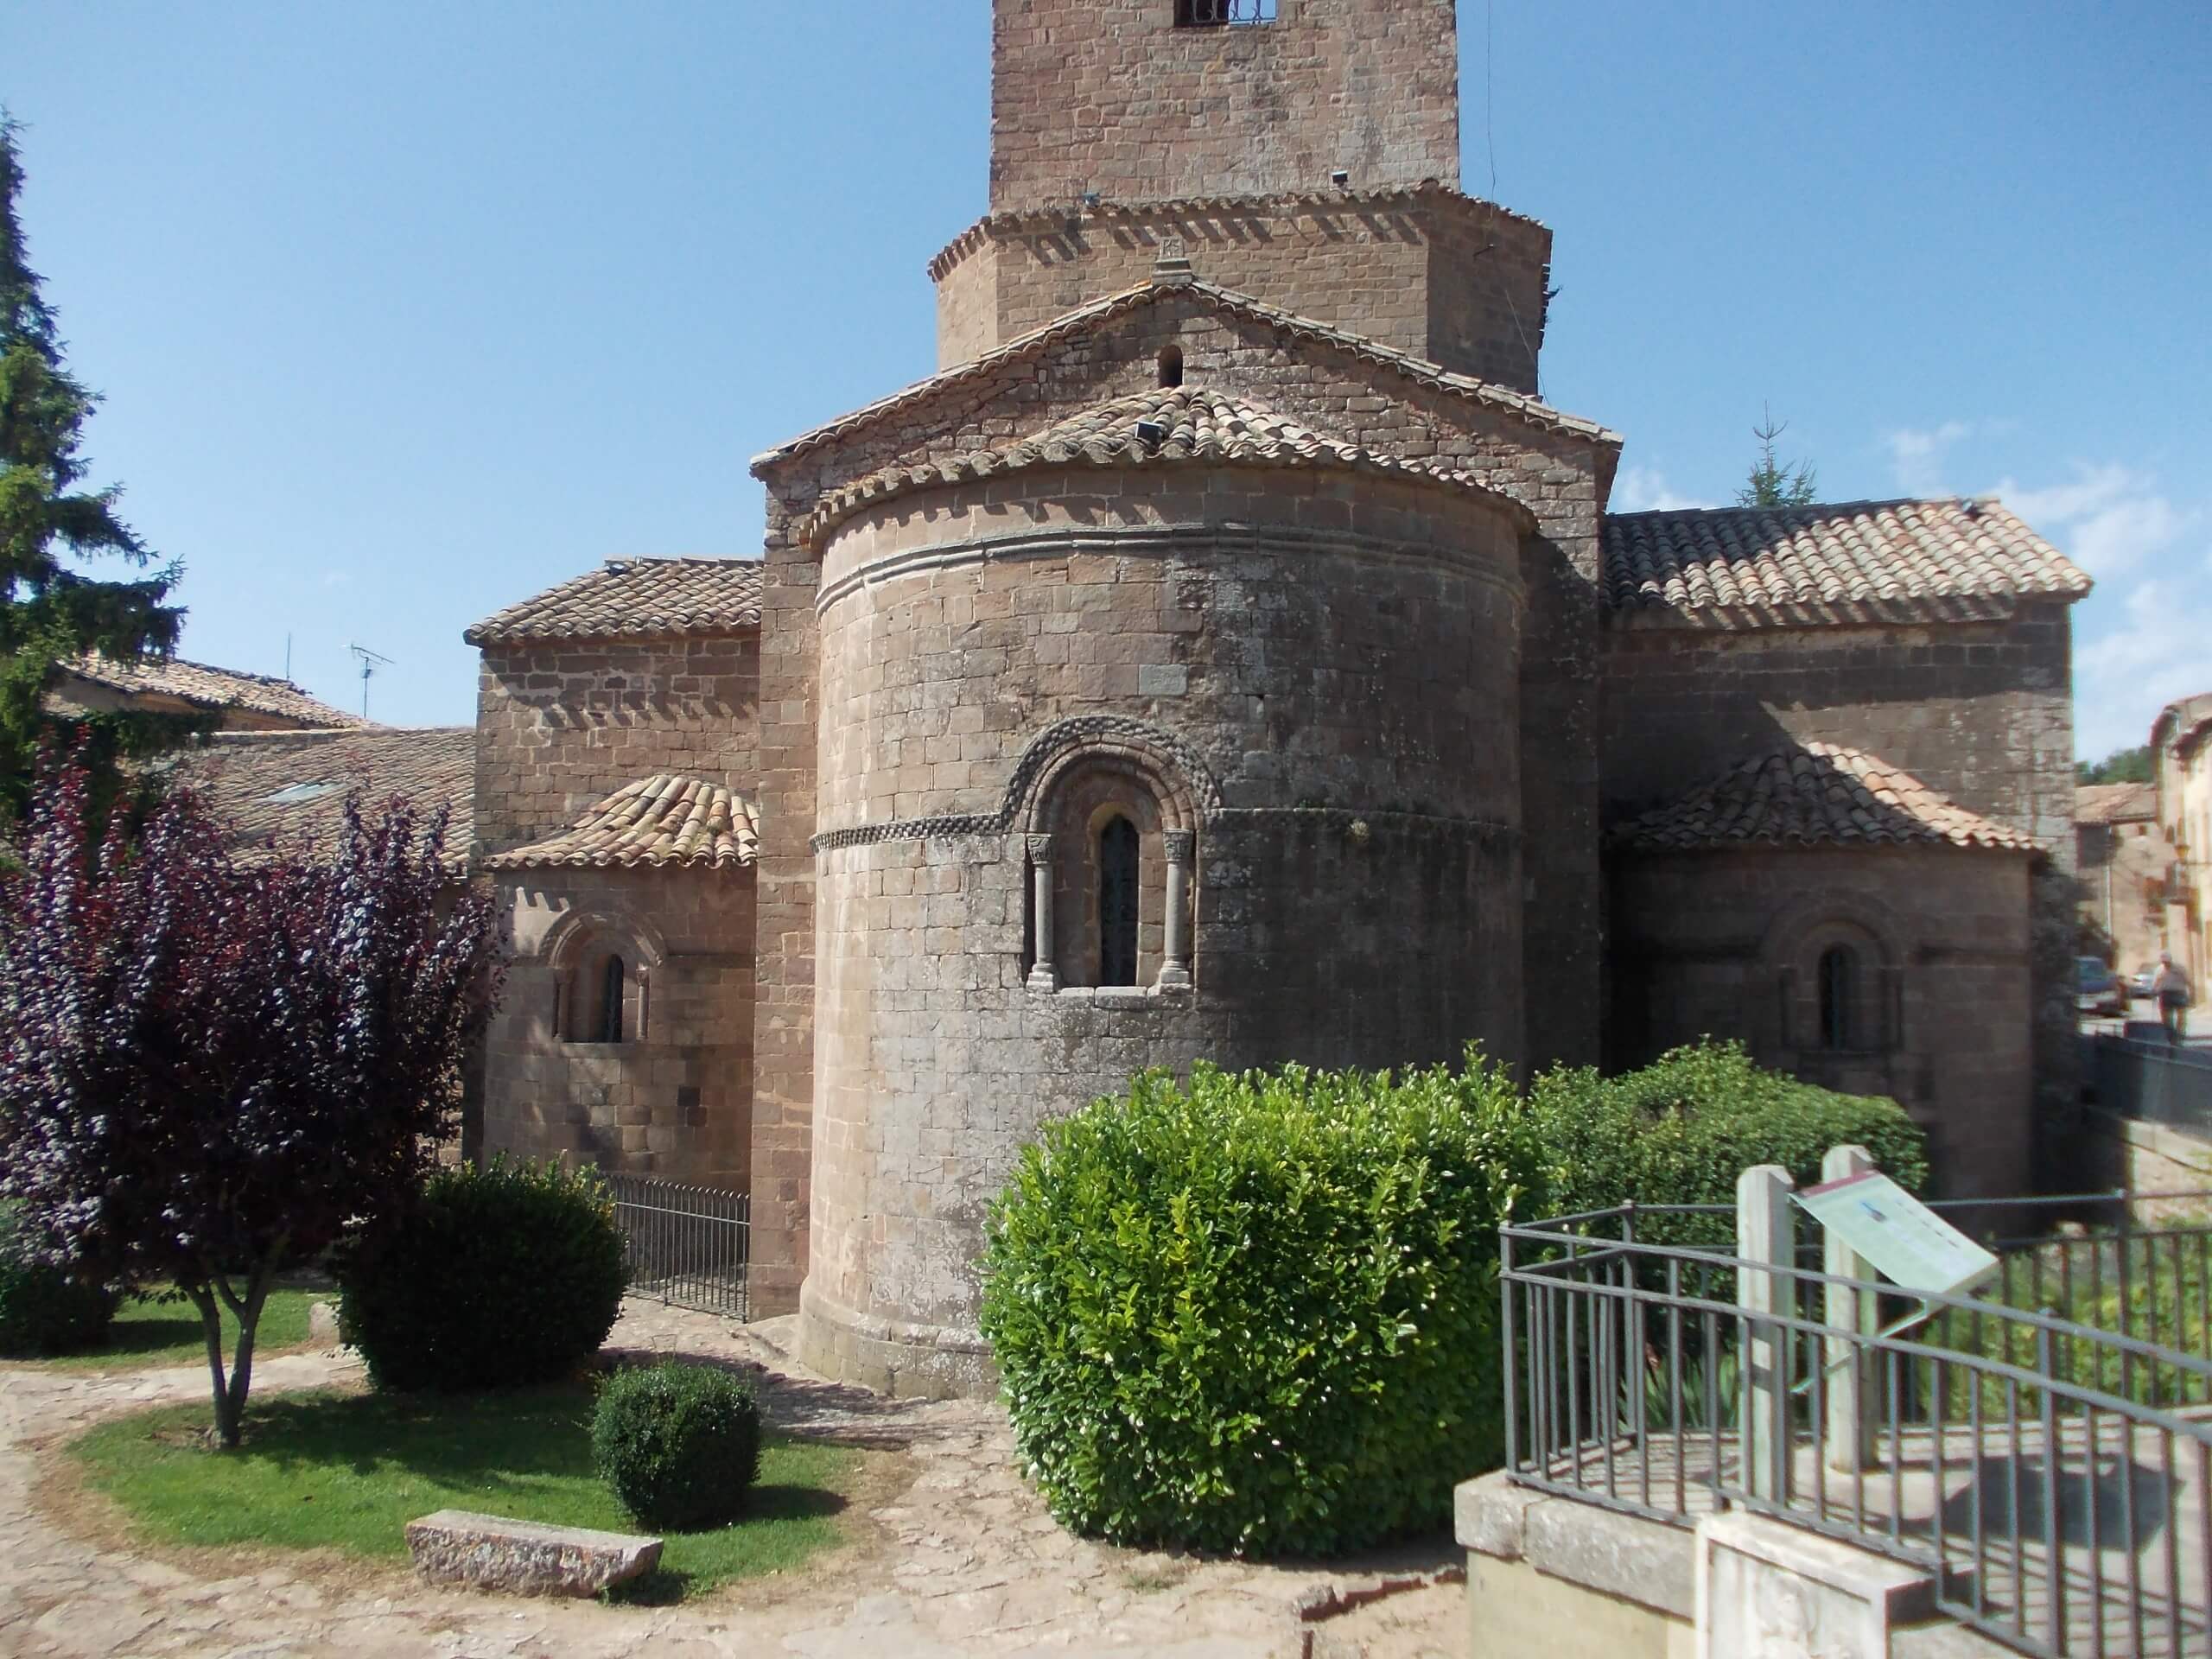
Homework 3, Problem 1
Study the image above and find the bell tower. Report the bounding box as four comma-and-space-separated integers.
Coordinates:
931, 0, 1552, 393
988, 0, 1462, 212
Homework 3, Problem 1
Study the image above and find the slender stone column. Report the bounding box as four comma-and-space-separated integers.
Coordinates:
1159, 830, 1194, 989
1025, 834, 1058, 992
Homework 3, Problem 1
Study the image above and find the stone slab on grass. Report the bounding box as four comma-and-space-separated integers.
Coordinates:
404, 1510, 662, 1598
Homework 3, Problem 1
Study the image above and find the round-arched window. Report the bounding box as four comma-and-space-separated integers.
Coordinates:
1818, 944, 1859, 1051
1098, 815, 1140, 987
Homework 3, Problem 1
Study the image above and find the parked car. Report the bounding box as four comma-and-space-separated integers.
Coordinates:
2127, 962, 2162, 1000
2078, 957, 2127, 1018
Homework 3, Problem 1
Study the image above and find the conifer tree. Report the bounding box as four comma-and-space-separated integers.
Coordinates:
1736, 405, 1820, 509
0, 114, 192, 828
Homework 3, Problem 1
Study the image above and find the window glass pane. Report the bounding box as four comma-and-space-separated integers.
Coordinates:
1099, 817, 1140, 987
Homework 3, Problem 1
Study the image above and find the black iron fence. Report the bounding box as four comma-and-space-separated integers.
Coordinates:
2091, 1034, 2212, 1138
1503, 1195, 2212, 1657
603, 1172, 748, 1320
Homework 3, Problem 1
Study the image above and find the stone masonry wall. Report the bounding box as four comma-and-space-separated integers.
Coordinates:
931, 192, 1552, 392
1611, 847, 2036, 1201
1601, 602, 2077, 1182
473, 632, 760, 857
794, 465, 1528, 1393
752, 281, 1615, 1319
988, 0, 1460, 213
483, 868, 755, 1187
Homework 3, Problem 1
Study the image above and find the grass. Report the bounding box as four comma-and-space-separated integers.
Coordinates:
19, 1288, 320, 1371
67, 1379, 863, 1603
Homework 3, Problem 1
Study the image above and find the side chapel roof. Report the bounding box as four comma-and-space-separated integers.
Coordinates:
1602, 499, 2090, 627
485, 774, 760, 871
1612, 743, 2040, 855
798, 383, 1537, 545
464, 557, 764, 646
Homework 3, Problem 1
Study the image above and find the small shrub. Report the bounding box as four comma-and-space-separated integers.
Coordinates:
334, 1158, 627, 1391
979, 1054, 1550, 1556
593, 1361, 763, 1530
1527, 1039, 1930, 1254
0, 1204, 116, 1357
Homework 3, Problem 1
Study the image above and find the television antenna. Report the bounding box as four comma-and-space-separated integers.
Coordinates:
348, 644, 394, 719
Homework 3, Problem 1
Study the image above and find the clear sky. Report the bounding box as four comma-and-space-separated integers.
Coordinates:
3, 2, 2206, 757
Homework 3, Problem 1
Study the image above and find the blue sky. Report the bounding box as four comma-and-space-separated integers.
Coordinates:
3, 2, 2206, 757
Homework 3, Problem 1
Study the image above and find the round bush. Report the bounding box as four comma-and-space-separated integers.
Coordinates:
978, 1055, 1549, 1556
0, 1204, 115, 1358
334, 1157, 627, 1391
1527, 1040, 1930, 1254
593, 1361, 762, 1530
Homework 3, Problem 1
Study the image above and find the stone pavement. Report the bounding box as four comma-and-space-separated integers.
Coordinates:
0, 1299, 1459, 1657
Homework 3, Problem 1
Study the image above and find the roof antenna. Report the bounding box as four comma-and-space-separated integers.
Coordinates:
349, 643, 393, 720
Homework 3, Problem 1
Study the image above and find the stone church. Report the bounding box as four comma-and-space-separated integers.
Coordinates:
459, 0, 2088, 1396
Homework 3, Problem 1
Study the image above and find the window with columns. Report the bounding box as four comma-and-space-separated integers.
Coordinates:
1023, 819, 1194, 994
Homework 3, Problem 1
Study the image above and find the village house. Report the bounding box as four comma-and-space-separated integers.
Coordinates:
2153, 694, 2212, 987
444, 0, 2087, 1396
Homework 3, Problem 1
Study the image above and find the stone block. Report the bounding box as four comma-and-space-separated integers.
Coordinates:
1694, 1511, 1934, 1658
404, 1510, 662, 1598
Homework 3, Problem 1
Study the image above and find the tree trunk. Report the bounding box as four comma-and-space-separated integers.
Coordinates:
182, 1282, 238, 1448
187, 1242, 284, 1450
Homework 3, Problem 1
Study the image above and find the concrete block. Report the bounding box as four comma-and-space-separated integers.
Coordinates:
404, 1510, 661, 1598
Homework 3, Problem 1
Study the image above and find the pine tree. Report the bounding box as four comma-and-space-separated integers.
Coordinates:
1737, 405, 1819, 509
0, 114, 192, 829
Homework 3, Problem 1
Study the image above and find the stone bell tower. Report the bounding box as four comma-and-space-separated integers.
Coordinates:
932, 0, 1552, 391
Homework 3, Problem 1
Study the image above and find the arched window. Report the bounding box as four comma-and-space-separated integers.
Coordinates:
1158, 343, 1184, 388
1098, 815, 1140, 987
1818, 945, 1859, 1051
598, 954, 626, 1045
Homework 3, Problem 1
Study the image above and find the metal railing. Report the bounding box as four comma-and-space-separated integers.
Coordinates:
1503, 1193, 2212, 1657
1176, 0, 1277, 25
2091, 1033, 2212, 1138
603, 1172, 749, 1320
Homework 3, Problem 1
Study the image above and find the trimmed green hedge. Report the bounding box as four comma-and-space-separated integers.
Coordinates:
1526, 1040, 1929, 1252
978, 1056, 1547, 1556
594, 1361, 763, 1530
334, 1158, 627, 1392
0, 1204, 114, 1358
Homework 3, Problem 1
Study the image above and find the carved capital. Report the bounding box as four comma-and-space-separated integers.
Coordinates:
1163, 830, 1196, 866
1022, 833, 1053, 862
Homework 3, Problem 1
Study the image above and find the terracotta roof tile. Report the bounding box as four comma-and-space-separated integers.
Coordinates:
464, 557, 763, 646
752, 276, 1620, 473
162, 728, 474, 866
798, 384, 1533, 545
2075, 784, 2156, 825
484, 774, 759, 871
58, 653, 367, 728
1612, 744, 2039, 854
1602, 499, 2090, 627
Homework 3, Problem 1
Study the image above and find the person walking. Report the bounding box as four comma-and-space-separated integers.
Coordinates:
2153, 952, 2195, 1046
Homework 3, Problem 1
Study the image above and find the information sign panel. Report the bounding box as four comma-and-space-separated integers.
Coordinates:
1795, 1170, 1998, 1298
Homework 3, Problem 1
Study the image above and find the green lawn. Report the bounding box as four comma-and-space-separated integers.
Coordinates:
68, 1381, 862, 1603
22, 1289, 320, 1371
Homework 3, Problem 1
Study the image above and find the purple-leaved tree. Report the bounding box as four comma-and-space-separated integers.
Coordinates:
0, 753, 501, 1446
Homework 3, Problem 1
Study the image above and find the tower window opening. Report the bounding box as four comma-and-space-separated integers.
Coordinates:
1098, 815, 1140, 987
1158, 344, 1184, 388
1175, 0, 1277, 27
1817, 945, 1859, 1051
597, 954, 626, 1045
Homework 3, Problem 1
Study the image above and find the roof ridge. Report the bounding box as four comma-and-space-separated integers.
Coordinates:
1606, 495, 1999, 521
751, 277, 1620, 474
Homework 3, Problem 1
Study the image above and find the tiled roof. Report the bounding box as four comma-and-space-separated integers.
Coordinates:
59, 653, 367, 728
1612, 744, 2039, 854
464, 557, 764, 646
925, 181, 1550, 281
2075, 783, 2156, 826
484, 775, 759, 872
1601, 499, 2090, 626
798, 384, 1535, 545
162, 728, 475, 866
752, 275, 1620, 473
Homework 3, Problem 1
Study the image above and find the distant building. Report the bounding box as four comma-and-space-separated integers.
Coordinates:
2075, 782, 2171, 976
47, 652, 366, 733
2153, 696, 2212, 984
